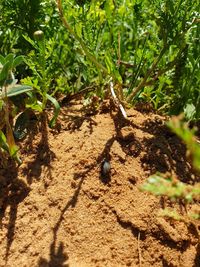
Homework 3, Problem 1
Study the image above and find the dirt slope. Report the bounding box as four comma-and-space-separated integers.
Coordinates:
0, 101, 199, 267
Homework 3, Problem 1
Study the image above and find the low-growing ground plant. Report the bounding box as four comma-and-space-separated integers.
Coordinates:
140, 116, 200, 222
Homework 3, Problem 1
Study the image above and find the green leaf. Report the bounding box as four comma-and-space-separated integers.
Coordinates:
5, 53, 14, 64
105, 54, 112, 74
0, 61, 11, 82
13, 56, 24, 68
47, 93, 60, 128
14, 111, 29, 140
5, 85, 32, 98
23, 35, 38, 49
184, 103, 196, 121
26, 102, 43, 112
0, 55, 5, 65
0, 130, 9, 152
25, 91, 43, 112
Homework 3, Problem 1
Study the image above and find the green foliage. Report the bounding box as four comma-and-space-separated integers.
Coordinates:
0, 54, 32, 164
141, 175, 200, 203
168, 117, 200, 171
21, 31, 60, 127
159, 208, 200, 221
1, 0, 199, 118
140, 116, 200, 221
56, 0, 200, 117
0, 0, 54, 54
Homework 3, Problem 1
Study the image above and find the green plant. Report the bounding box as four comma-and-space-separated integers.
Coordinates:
140, 116, 200, 221
141, 174, 200, 221
0, 54, 32, 164
55, 1, 199, 113
21, 31, 60, 127
0, 0, 54, 54
168, 116, 200, 171
1, 1, 199, 119
141, 174, 200, 202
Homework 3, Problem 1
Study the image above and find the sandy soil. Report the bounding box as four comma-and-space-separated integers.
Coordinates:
0, 100, 199, 267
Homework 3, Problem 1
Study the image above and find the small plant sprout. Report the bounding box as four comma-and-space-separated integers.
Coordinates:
140, 116, 200, 221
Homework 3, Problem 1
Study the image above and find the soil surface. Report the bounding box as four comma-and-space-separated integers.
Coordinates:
0, 100, 199, 267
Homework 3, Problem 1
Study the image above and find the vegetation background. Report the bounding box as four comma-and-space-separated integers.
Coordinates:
0, 0, 199, 220
1, 0, 199, 116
